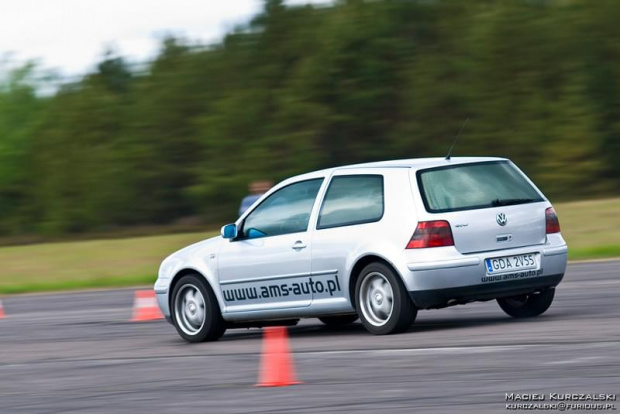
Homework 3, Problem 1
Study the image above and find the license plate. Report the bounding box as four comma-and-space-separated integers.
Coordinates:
485, 253, 538, 274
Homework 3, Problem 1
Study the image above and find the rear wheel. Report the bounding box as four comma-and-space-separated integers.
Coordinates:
171, 274, 226, 343
318, 314, 358, 326
355, 262, 417, 335
497, 289, 555, 318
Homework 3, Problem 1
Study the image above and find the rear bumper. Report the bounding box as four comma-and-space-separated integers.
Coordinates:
401, 242, 567, 287
400, 241, 568, 309
409, 273, 564, 309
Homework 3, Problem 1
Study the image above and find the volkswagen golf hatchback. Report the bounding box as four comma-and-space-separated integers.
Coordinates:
154, 157, 568, 342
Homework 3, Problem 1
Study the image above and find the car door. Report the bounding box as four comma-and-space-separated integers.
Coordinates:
217, 178, 324, 313
310, 172, 386, 308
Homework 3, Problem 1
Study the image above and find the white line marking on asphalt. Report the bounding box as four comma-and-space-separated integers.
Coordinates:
545, 356, 607, 365
2, 341, 618, 369
298, 344, 536, 357
560, 280, 620, 288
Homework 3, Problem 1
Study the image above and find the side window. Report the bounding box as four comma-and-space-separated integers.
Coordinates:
242, 179, 323, 239
317, 175, 384, 230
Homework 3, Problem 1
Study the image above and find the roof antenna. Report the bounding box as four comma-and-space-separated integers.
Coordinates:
445, 117, 469, 161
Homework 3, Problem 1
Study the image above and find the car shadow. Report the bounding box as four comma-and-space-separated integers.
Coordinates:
217, 313, 560, 342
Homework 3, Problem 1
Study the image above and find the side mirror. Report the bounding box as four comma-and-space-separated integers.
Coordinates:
221, 223, 238, 239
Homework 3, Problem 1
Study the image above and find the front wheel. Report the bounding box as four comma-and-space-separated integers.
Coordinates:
497, 289, 555, 318
355, 262, 417, 335
171, 274, 226, 343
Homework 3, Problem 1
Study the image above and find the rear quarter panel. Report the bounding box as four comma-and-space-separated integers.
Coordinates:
310, 168, 419, 308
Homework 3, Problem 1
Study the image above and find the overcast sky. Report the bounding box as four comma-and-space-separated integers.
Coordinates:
0, 0, 330, 76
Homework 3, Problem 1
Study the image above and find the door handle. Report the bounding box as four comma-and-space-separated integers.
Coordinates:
291, 241, 307, 251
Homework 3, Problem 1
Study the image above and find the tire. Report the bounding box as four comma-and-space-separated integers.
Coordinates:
318, 314, 359, 326
355, 262, 417, 335
171, 274, 226, 343
497, 288, 555, 318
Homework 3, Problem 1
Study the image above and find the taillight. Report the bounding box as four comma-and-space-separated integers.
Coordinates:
407, 220, 454, 249
545, 207, 561, 234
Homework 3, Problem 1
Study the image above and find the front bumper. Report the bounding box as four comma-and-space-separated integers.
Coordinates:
155, 291, 172, 323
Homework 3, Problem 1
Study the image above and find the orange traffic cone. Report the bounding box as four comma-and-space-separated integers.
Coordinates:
0, 300, 5, 319
256, 326, 301, 387
130, 290, 164, 322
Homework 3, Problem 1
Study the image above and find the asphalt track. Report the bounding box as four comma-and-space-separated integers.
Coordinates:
1, 261, 619, 413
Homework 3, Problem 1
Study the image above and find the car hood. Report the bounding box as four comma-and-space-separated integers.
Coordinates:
170, 235, 223, 261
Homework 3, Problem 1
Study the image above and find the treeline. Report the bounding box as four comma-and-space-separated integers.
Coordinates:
1, 0, 619, 237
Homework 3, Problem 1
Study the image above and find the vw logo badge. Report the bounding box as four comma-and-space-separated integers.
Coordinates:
496, 212, 507, 226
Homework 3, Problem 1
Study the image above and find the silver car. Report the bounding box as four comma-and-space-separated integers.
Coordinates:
155, 157, 568, 342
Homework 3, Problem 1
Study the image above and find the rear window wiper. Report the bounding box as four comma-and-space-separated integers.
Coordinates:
490, 198, 537, 207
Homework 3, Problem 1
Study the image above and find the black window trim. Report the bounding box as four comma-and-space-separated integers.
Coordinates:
236, 177, 324, 241
316, 174, 385, 230
415, 160, 544, 214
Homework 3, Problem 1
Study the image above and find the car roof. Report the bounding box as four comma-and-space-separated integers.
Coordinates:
282, 157, 507, 184
337, 156, 507, 170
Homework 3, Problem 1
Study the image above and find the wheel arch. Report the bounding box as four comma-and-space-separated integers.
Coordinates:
169, 268, 219, 310
348, 254, 403, 310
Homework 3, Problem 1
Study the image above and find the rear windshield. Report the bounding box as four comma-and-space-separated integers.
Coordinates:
417, 161, 544, 213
